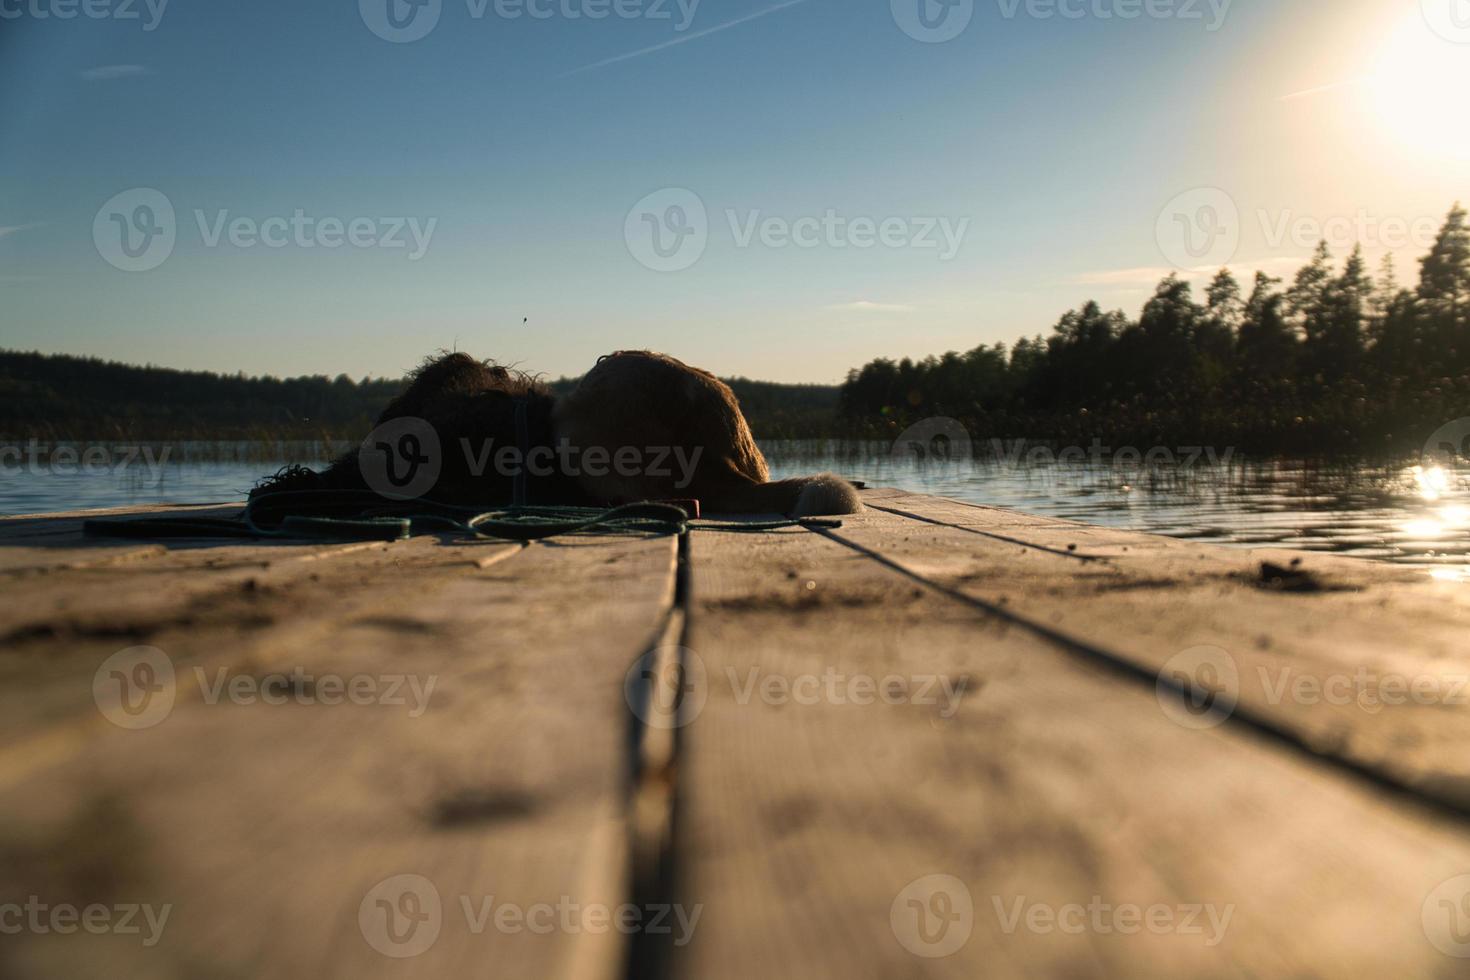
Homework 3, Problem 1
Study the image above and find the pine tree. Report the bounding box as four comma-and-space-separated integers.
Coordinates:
1418, 203, 1470, 324
1373, 253, 1400, 323
1198, 268, 1243, 363
1239, 271, 1295, 375
1305, 245, 1371, 381
1286, 241, 1334, 336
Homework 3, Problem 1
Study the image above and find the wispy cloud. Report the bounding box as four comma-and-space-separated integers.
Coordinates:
561, 0, 811, 77
827, 300, 914, 313
1277, 76, 1367, 102
81, 64, 152, 82
0, 222, 44, 241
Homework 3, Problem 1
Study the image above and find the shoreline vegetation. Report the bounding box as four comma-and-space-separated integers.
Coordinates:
4, 204, 1466, 460
842, 204, 1470, 458
0, 352, 844, 447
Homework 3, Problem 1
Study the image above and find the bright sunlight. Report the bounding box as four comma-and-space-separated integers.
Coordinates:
1367, 13, 1470, 160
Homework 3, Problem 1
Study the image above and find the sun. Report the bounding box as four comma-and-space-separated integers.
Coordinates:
1366, 15, 1470, 160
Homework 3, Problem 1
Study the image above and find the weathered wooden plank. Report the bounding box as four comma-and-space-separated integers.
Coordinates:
0, 526, 539, 757
0, 504, 246, 574
668, 511, 1470, 979
858, 489, 1470, 809
0, 538, 527, 787
0, 531, 678, 979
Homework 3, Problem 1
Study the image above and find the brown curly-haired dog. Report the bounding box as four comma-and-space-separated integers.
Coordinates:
256, 350, 861, 517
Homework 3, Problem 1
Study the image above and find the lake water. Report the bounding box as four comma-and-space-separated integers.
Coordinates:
2, 442, 1468, 577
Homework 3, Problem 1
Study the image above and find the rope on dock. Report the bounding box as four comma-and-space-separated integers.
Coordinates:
81, 491, 841, 543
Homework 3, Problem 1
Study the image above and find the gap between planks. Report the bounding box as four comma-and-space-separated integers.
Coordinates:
805, 516, 1470, 823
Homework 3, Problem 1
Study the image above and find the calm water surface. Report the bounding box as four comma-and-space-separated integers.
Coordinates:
3, 442, 1468, 576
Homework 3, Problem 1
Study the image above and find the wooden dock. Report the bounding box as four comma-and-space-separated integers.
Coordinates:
3, 488, 1470, 978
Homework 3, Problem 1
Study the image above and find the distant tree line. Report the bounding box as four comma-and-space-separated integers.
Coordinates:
0, 351, 407, 443
0, 351, 841, 443
840, 204, 1470, 456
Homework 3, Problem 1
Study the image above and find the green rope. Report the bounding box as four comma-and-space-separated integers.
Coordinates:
83, 491, 840, 543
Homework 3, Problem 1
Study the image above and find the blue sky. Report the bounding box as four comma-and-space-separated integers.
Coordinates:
1, 0, 1465, 382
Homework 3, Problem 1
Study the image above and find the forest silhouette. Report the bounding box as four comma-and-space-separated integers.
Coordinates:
840, 204, 1470, 456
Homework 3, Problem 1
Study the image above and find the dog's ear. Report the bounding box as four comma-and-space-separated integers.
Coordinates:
249, 464, 324, 499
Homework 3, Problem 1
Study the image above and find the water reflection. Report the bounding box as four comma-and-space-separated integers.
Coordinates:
765, 443, 1470, 572
2, 441, 1468, 574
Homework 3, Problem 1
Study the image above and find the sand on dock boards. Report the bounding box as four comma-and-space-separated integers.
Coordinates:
1, 490, 1469, 979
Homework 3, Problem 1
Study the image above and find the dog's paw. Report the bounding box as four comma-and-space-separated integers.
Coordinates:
791, 474, 864, 517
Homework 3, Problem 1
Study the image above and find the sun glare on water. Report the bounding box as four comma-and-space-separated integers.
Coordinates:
1412, 465, 1452, 501
1367, 15, 1470, 160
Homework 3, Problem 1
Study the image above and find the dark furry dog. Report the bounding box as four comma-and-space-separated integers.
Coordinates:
254, 351, 862, 517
